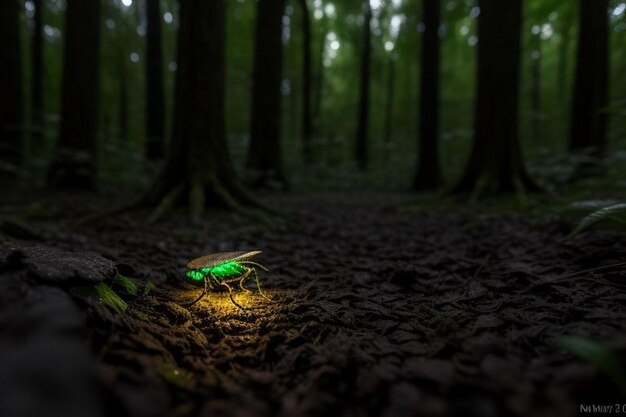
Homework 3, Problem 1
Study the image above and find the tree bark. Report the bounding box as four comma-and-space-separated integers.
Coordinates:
414, 0, 442, 190
299, 0, 313, 165
145, 0, 165, 160
355, 1, 372, 171
0, 0, 23, 179
142, 0, 262, 220
247, 0, 287, 188
568, 0, 609, 157
31, 0, 45, 149
451, 0, 537, 196
49, 0, 101, 189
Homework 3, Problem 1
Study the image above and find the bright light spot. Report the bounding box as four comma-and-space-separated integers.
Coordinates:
323, 58, 332, 67
384, 41, 394, 51
470, 6, 480, 18
459, 25, 469, 36
370, 0, 383, 10
106, 19, 116, 30
468, 35, 478, 46
130, 52, 140, 63
137, 25, 146, 36
43, 25, 61, 39
541, 23, 553, 40
25, 1, 34, 12
417, 22, 426, 33
168, 62, 177, 72
121, 0, 132, 7
613, 3, 626, 17
327, 31, 337, 42
281, 79, 291, 96
390, 14, 405, 38
392, 0, 403, 8
285, 5, 293, 15
314, 9, 324, 19
531, 50, 540, 60
549, 11, 558, 21
163, 12, 173, 24
325, 4, 336, 17
330, 40, 340, 50
531, 25, 541, 35
446, 1, 456, 11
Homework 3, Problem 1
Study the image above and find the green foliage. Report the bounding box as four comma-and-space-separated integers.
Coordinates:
551, 335, 626, 394
568, 203, 626, 237
94, 282, 128, 313
143, 281, 155, 296
113, 273, 139, 296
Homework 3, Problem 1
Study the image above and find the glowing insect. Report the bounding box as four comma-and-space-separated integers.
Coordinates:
182, 250, 270, 309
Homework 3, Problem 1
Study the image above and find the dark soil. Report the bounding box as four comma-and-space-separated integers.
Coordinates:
1, 192, 625, 417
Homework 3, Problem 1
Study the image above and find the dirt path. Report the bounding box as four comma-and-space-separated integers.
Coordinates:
1, 192, 625, 417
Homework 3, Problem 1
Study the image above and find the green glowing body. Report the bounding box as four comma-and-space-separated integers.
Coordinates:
186, 261, 247, 281
182, 251, 271, 309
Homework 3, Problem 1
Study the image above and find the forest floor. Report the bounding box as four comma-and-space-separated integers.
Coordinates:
1, 191, 625, 417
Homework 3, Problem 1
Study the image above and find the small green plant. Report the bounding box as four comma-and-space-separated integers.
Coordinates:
551, 335, 626, 395
568, 203, 626, 237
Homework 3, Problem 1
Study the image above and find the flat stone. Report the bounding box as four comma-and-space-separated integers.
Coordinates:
22, 246, 116, 284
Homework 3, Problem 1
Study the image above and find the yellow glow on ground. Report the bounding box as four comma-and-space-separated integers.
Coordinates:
177, 289, 289, 317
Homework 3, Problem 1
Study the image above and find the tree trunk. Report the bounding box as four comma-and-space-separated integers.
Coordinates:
414, 0, 442, 190
145, 0, 165, 160
299, 0, 313, 165
382, 59, 395, 166
49, 0, 101, 189
568, 0, 609, 157
355, 1, 372, 171
530, 32, 541, 144
0, 0, 23, 179
247, 0, 287, 188
141, 0, 262, 220
451, 0, 537, 196
31, 0, 45, 149
118, 57, 129, 147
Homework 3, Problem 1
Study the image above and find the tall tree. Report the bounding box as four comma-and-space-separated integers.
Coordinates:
49, 0, 101, 188
140, 0, 261, 219
32, 0, 45, 148
414, 0, 442, 190
247, 0, 287, 188
145, 0, 165, 160
569, 0, 609, 157
355, 1, 373, 171
299, 0, 313, 165
0, 0, 23, 179
452, 0, 536, 195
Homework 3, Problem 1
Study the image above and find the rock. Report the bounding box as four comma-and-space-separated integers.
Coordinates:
22, 246, 116, 284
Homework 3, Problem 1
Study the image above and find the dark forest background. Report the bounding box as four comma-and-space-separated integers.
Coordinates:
1, 0, 625, 202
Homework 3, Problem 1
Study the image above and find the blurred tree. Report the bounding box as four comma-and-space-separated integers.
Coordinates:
569, 0, 609, 157
0, 0, 23, 179
145, 0, 165, 160
247, 0, 287, 188
141, 0, 261, 219
48, 0, 101, 188
452, 0, 536, 195
355, 0, 372, 171
31, 0, 45, 148
299, 0, 313, 165
118, 56, 129, 146
414, 0, 442, 190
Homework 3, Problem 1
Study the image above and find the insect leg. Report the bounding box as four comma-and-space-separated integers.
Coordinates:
220, 281, 246, 311
251, 267, 273, 301
183, 275, 208, 307
238, 268, 252, 292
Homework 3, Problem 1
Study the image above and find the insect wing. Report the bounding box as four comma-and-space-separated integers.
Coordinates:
186, 251, 262, 269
